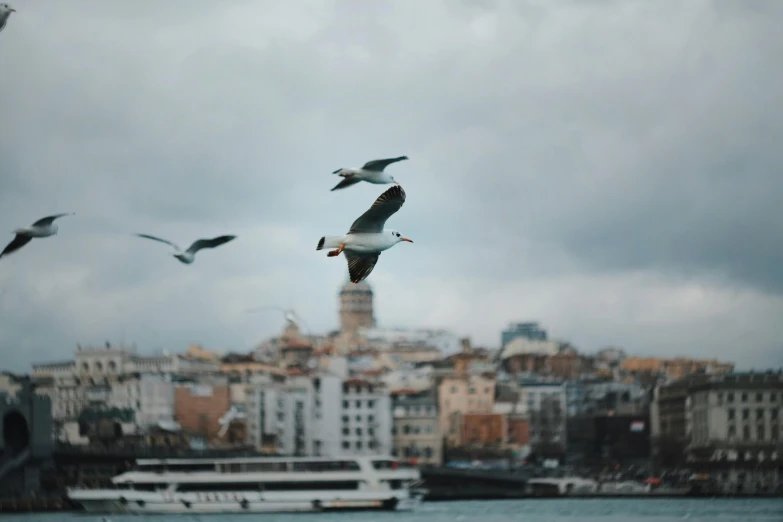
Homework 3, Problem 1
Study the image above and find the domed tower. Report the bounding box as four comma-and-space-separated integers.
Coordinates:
339, 279, 375, 334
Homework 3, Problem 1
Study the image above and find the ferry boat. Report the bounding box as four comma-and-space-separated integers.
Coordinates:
67, 455, 427, 514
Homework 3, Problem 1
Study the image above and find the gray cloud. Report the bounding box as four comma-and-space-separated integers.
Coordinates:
1, 0, 781, 372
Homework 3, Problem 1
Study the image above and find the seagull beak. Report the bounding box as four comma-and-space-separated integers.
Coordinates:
401, 237, 413, 243
9, 8, 16, 12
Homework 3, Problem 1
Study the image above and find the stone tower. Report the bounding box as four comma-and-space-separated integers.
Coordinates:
339, 279, 375, 333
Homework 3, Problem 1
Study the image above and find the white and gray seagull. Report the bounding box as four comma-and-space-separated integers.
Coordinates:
134, 233, 237, 264
0, 4, 16, 34
1, 213, 74, 259
317, 185, 412, 283
330, 155, 408, 191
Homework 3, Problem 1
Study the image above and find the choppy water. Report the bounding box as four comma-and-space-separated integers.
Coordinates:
3, 499, 782, 522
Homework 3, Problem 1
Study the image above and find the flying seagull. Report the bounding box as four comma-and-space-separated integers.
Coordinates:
135, 233, 236, 264
330, 156, 408, 191
1, 213, 75, 259
0, 4, 16, 34
317, 185, 412, 283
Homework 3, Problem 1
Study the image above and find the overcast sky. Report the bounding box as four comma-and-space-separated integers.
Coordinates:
1, 0, 781, 373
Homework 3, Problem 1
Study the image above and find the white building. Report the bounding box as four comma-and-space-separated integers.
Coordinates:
31, 345, 216, 436
357, 327, 461, 356
381, 366, 433, 392
243, 373, 392, 458
519, 381, 567, 450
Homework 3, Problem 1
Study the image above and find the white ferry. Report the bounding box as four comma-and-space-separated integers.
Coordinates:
67, 456, 427, 514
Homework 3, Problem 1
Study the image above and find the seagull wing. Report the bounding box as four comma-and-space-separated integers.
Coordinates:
0, 19, 6, 33
186, 235, 236, 254
345, 250, 381, 284
0, 234, 33, 259
330, 177, 362, 191
348, 185, 406, 234
32, 213, 73, 227
361, 156, 409, 172
135, 233, 180, 251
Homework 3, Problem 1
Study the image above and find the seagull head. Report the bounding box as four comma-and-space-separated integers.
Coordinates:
1, 4, 15, 14
390, 230, 413, 244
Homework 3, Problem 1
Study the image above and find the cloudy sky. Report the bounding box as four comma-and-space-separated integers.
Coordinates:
1, 0, 781, 373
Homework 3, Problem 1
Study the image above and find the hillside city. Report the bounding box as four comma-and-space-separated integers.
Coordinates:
1, 279, 781, 498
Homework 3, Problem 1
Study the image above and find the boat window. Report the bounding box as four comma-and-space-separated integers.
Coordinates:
371, 460, 399, 470
178, 482, 261, 492
132, 483, 163, 491
262, 481, 359, 491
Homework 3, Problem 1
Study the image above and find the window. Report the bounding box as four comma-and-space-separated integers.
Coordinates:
756, 392, 763, 402
355, 400, 361, 408
741, 393, 748, 403
757, 408, 765, 421
356, 428, 362, 436
423, 447, 433, 458
742, 409, 749, 420
451, 386, 457, 393
484, 387, 490, 394
356, 441, 362, 450
368, 400, 375, 408
342, 415, 349, 423
771, 393, 778, 402
342, 441, 350, 449
743, 425, 750, 441
368, 428, 374, 436
368, 415, 375, 423
727, 425, 735, 438
772, 425, 779, 441
425, 424, 433, 433
728, 409, 735, 421
391, 426, 396, 435
758, 426, 765, 441
727, 393, 734, 403
342, 428, 349, 435
342, 400, 349, 408
403, 424, 411, 435
771, 409, 778, 420
355, 415, 361, 422
468, 387, 476, 394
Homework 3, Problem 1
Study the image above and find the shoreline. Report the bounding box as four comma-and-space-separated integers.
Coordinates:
2, 494, 782, 514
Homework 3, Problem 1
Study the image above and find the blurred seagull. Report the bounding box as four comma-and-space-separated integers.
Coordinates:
1, 213, 75, 259
317, 185, 412, 283
331, 156, 408, 191
134, 233, 236, 264
0, 4, 16, 34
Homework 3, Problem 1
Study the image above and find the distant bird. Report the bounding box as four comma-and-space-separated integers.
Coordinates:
0, 4, 16, 34
134, 233, 236, 264
1, 213, 74, 259
331, 156, 408, 191
317, 185, 412, 283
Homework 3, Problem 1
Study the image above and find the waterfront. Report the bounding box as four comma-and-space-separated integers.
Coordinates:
1, 499, 782, 522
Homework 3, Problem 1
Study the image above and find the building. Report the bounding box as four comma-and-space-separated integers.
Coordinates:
438, 373, 496, 446
519, 381, 567, 453
31, 344, 219, 428
243, 374, 392, 458
390, 391, 441, 465
621, 356, 735, 383
174, 379, 231, 442
501, 322, 548, 347
651, 372, 783, 493
339, 280, 375, 334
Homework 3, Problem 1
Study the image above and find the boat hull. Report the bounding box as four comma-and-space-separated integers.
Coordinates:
68, 489, 425, 514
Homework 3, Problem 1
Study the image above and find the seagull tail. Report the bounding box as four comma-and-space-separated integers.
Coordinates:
317, 236, 343, 251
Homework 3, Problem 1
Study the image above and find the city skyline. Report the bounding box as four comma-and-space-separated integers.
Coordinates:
1, 1, 782, 371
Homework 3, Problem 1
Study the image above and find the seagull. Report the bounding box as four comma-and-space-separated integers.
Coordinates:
316, 185, 412, 283
330, 156, 408, 191
134, 233, 237, 264
0, 4, 16, 34
1, 213, 74, 259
